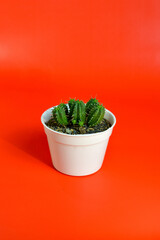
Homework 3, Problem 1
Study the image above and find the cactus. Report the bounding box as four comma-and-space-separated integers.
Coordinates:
68, 98, 76, 117
52, 104, 68, 126
71, 100, 86, 126
59, 103, 68, 114
85, 98, 99, 113
51, 98, 106, 130
87, 105, 105, 127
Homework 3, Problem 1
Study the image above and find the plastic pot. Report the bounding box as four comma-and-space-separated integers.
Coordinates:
41, 107, 116, 176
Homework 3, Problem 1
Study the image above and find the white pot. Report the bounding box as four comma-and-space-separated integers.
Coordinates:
41, 107, 116, 176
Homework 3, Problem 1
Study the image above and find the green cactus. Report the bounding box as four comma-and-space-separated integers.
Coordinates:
68, 98, 76, 117
52, 104, 68, 126
59, 103, 68, 114
72, 100, 86, 126
85, 98, 99, 113
87, 105, 105, 127
51, 98, 106, 129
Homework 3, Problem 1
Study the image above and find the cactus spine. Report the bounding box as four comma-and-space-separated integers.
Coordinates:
85, 98, 99, 113
72, 100, 86, 126
87, 105, 105, 127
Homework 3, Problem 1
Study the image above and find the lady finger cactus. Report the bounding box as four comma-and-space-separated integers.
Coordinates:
85, 98, 99, 113
87, 105, 105, 127
72, 100, 86, 126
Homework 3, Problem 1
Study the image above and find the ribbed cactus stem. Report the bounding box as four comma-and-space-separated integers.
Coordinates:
85, 98, 99, 113
72, 100, 86, 126
52, 105, 68, 126
68, 99, 76, 117
59, 103, 68, 114
87, 105, 105, 127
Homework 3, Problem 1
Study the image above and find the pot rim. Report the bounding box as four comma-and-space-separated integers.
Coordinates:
41, 106, 116, 137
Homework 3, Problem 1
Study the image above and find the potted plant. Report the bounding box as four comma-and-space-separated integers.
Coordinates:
41, 98, 116, 176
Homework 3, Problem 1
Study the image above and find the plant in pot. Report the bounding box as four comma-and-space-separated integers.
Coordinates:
41, 98, 116, 176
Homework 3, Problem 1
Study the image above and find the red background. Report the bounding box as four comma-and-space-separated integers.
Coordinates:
0, 1, 160, 239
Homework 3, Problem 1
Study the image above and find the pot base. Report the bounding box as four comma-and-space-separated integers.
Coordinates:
53, 165, 102, 176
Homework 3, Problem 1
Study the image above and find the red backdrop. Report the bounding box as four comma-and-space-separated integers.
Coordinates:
0, 1, 160, 239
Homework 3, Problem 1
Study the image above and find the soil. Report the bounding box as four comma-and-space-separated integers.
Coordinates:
45, 118, 111, 135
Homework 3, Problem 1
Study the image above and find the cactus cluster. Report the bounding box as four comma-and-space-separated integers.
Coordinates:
52, 98, 105, 127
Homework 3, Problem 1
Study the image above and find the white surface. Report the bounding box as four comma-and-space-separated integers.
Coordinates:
41, 107, 116, 176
